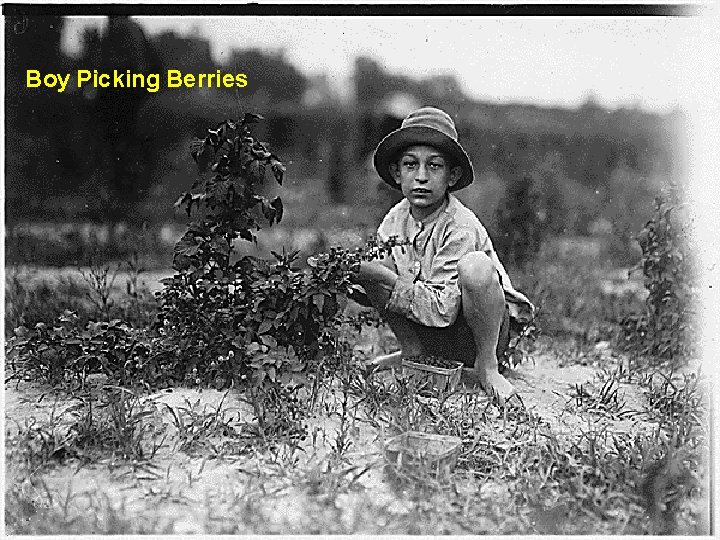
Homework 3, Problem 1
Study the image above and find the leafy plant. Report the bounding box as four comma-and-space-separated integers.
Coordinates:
163, 394, 239, 456
641, 370, 705, 448
78, 256, 119, 322
156, 114, 412, 396
621, 185, 697, 362
6, 312, 161, 389
567, 377, 628, 418
119, 248, 158, 327
501, 317, 538, 372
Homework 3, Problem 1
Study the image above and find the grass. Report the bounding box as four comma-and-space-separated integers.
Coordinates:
4, 241, 709, 535
5, 263, 159, 339
4, 268, 94, 338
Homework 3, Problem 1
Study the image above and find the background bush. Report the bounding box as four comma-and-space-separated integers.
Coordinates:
621, 185, 697, 363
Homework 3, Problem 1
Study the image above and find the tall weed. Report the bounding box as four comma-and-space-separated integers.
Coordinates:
621, 184, 697, 363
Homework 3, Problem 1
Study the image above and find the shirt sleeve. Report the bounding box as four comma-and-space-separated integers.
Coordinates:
376, 206, 396, 243
386, 227, 475, 327
376, 210, 399, 273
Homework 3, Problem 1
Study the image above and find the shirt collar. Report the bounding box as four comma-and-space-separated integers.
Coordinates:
412, 195, 451, 227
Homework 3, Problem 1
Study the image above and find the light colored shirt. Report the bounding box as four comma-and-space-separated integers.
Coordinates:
377, 194, 535, 327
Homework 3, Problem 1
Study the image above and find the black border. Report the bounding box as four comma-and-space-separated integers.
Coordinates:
1, 4, 704, 17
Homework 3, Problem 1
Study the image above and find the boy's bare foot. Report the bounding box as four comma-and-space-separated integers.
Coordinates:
462, 368, 515, 406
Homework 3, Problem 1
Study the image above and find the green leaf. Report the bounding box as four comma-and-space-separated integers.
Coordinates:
270, 157, 285, 185
239, 229, 254, 243
259, 199, 276, 223
214, 180, 233, 203
195, 144, 214, 173
242, 113, 264, 125
260, 335, 277, 348
271, 197, 283, 224
253, 369, 266, 386
210, 236, 230, 256
174, 239, 199, 258
190, 138, 204, 160
258, 319, 273, 334
174, 192, 191, 209
313, 293, 325, 312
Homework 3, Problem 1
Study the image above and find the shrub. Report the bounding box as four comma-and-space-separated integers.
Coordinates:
156, 115, 347, 391
621, 185, 697, 362
150, 114, 409, 440
155, 113, 413, 386
6, 313, 161, 389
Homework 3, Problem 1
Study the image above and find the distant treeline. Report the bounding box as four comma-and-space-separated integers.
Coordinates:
6, 16, 684, 249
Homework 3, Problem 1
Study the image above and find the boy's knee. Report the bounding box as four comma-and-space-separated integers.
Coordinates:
458, 252, 500, 290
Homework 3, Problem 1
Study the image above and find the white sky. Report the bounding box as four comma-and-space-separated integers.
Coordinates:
61, 15, 708, 113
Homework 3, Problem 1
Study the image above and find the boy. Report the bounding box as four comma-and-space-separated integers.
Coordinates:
354, 107, 534, 405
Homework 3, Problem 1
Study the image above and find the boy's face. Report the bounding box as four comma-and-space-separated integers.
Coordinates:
390, 145, 462, 218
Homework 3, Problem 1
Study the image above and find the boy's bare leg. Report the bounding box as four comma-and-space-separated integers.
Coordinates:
458, 252, 515, 405
354, 261, 425, 368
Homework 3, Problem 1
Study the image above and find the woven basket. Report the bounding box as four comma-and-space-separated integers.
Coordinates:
398, 358, 463, 396
383, 431, 462, 482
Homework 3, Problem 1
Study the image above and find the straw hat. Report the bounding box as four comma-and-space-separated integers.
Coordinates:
373, 107, 474, 191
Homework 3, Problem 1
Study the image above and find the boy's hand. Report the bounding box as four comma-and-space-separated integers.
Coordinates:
307, 255, 395, 287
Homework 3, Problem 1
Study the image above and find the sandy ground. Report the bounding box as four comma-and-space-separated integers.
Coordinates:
4, 342, 668, 534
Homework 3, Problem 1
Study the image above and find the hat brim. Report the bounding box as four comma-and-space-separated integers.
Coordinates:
373, 126, 474, 191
